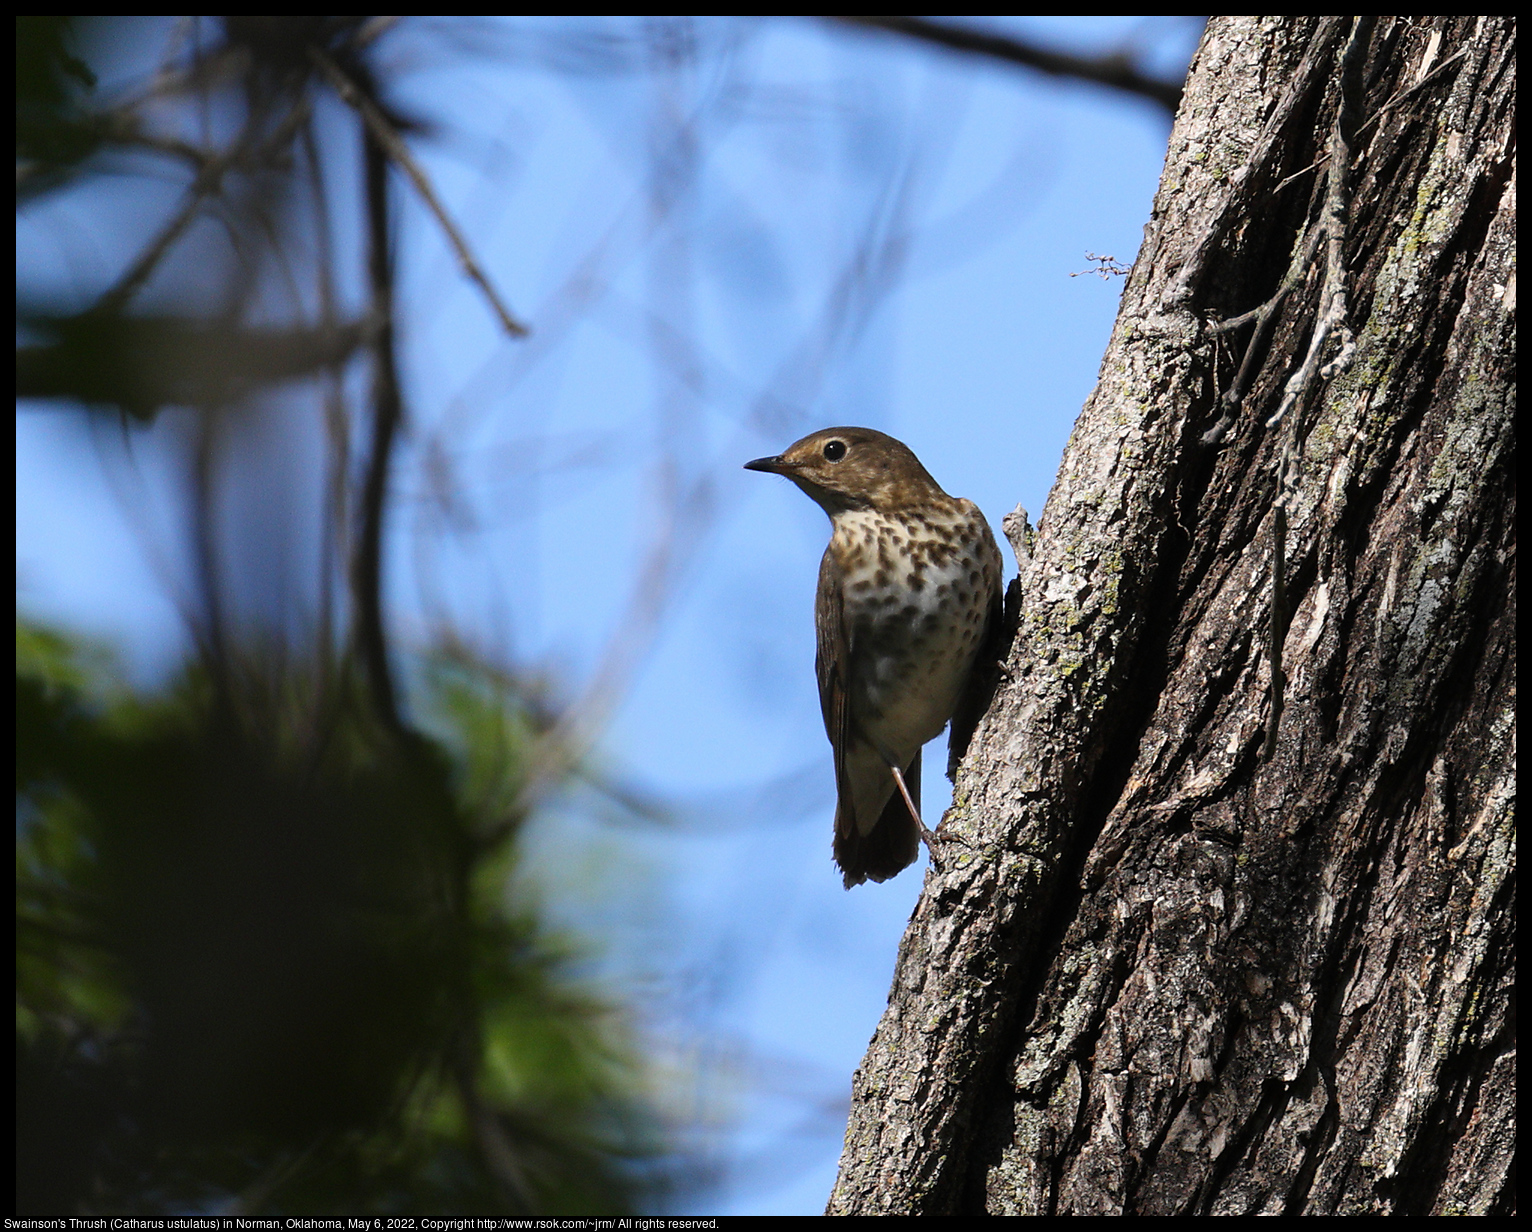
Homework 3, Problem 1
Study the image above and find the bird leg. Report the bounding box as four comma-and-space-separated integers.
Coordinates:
887, 761, 966, 863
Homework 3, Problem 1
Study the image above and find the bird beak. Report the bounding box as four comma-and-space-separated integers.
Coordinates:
744, 454, 791, 474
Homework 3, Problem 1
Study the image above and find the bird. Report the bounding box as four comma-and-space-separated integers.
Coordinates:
745, 427, 1003, 887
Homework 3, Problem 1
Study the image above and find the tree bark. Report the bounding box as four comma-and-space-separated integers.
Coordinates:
829, 16, 1514, 1216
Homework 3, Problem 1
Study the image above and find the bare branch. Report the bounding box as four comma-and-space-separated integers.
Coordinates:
90, 98, 312, 318
350, 116, 408, 737
309, 46, 531, 338
353, 15, 402, 48
833, 16, 1186, 114
16, 315, 373, 412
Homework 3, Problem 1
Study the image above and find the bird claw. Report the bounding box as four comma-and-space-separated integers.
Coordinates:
917, 817, 970, 870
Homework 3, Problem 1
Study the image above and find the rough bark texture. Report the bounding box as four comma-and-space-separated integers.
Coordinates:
828, 16, 1514, 1216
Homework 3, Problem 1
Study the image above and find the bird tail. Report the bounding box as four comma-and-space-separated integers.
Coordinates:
834, 752, 920, 888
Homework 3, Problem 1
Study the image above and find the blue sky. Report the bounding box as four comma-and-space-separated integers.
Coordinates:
16, 16, 1198, 1214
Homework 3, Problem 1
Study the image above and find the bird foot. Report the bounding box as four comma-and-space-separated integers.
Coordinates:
917, 817, 971, 870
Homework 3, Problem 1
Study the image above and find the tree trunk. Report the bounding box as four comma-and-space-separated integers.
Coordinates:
828, 16, 1514, 1216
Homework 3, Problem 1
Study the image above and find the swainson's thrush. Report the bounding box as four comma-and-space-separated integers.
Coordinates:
745, 427, 1003, 887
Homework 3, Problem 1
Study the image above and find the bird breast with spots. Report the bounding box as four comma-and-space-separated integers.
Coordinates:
829, 503, 995, 753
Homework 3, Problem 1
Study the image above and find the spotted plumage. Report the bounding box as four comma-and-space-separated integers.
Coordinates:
745, 427, 1004, 887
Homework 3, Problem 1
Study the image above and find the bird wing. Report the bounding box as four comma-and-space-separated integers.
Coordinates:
947, 511, 1006, 778
814, 544, 855, 830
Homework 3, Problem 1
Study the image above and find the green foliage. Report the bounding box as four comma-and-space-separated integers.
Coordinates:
16, 621, 669, 1215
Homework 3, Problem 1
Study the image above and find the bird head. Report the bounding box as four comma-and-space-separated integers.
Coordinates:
744, 426, 945, 518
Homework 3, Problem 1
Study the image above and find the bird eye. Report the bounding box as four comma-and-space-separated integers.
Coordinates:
823, 440, 847, 462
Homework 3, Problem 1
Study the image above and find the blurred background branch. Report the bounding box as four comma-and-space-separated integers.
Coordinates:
16, 15, 682, 1214
833, 16, 1187, 113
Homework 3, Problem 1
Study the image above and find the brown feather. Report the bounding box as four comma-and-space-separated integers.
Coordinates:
814, 545, 852, 824
834, 752, 920, 888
